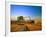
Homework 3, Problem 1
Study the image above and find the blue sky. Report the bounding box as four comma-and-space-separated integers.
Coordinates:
11, 5, 42, 19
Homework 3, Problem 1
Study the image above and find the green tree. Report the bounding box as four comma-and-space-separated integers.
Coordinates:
17, 16, 24, 21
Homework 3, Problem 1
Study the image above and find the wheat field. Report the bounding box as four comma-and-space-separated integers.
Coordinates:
11, 19, 42, 32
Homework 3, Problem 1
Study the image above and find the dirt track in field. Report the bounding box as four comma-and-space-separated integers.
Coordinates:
11, 21, 42, 32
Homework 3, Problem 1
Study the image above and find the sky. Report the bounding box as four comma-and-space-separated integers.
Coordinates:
11, 5, 42, 19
